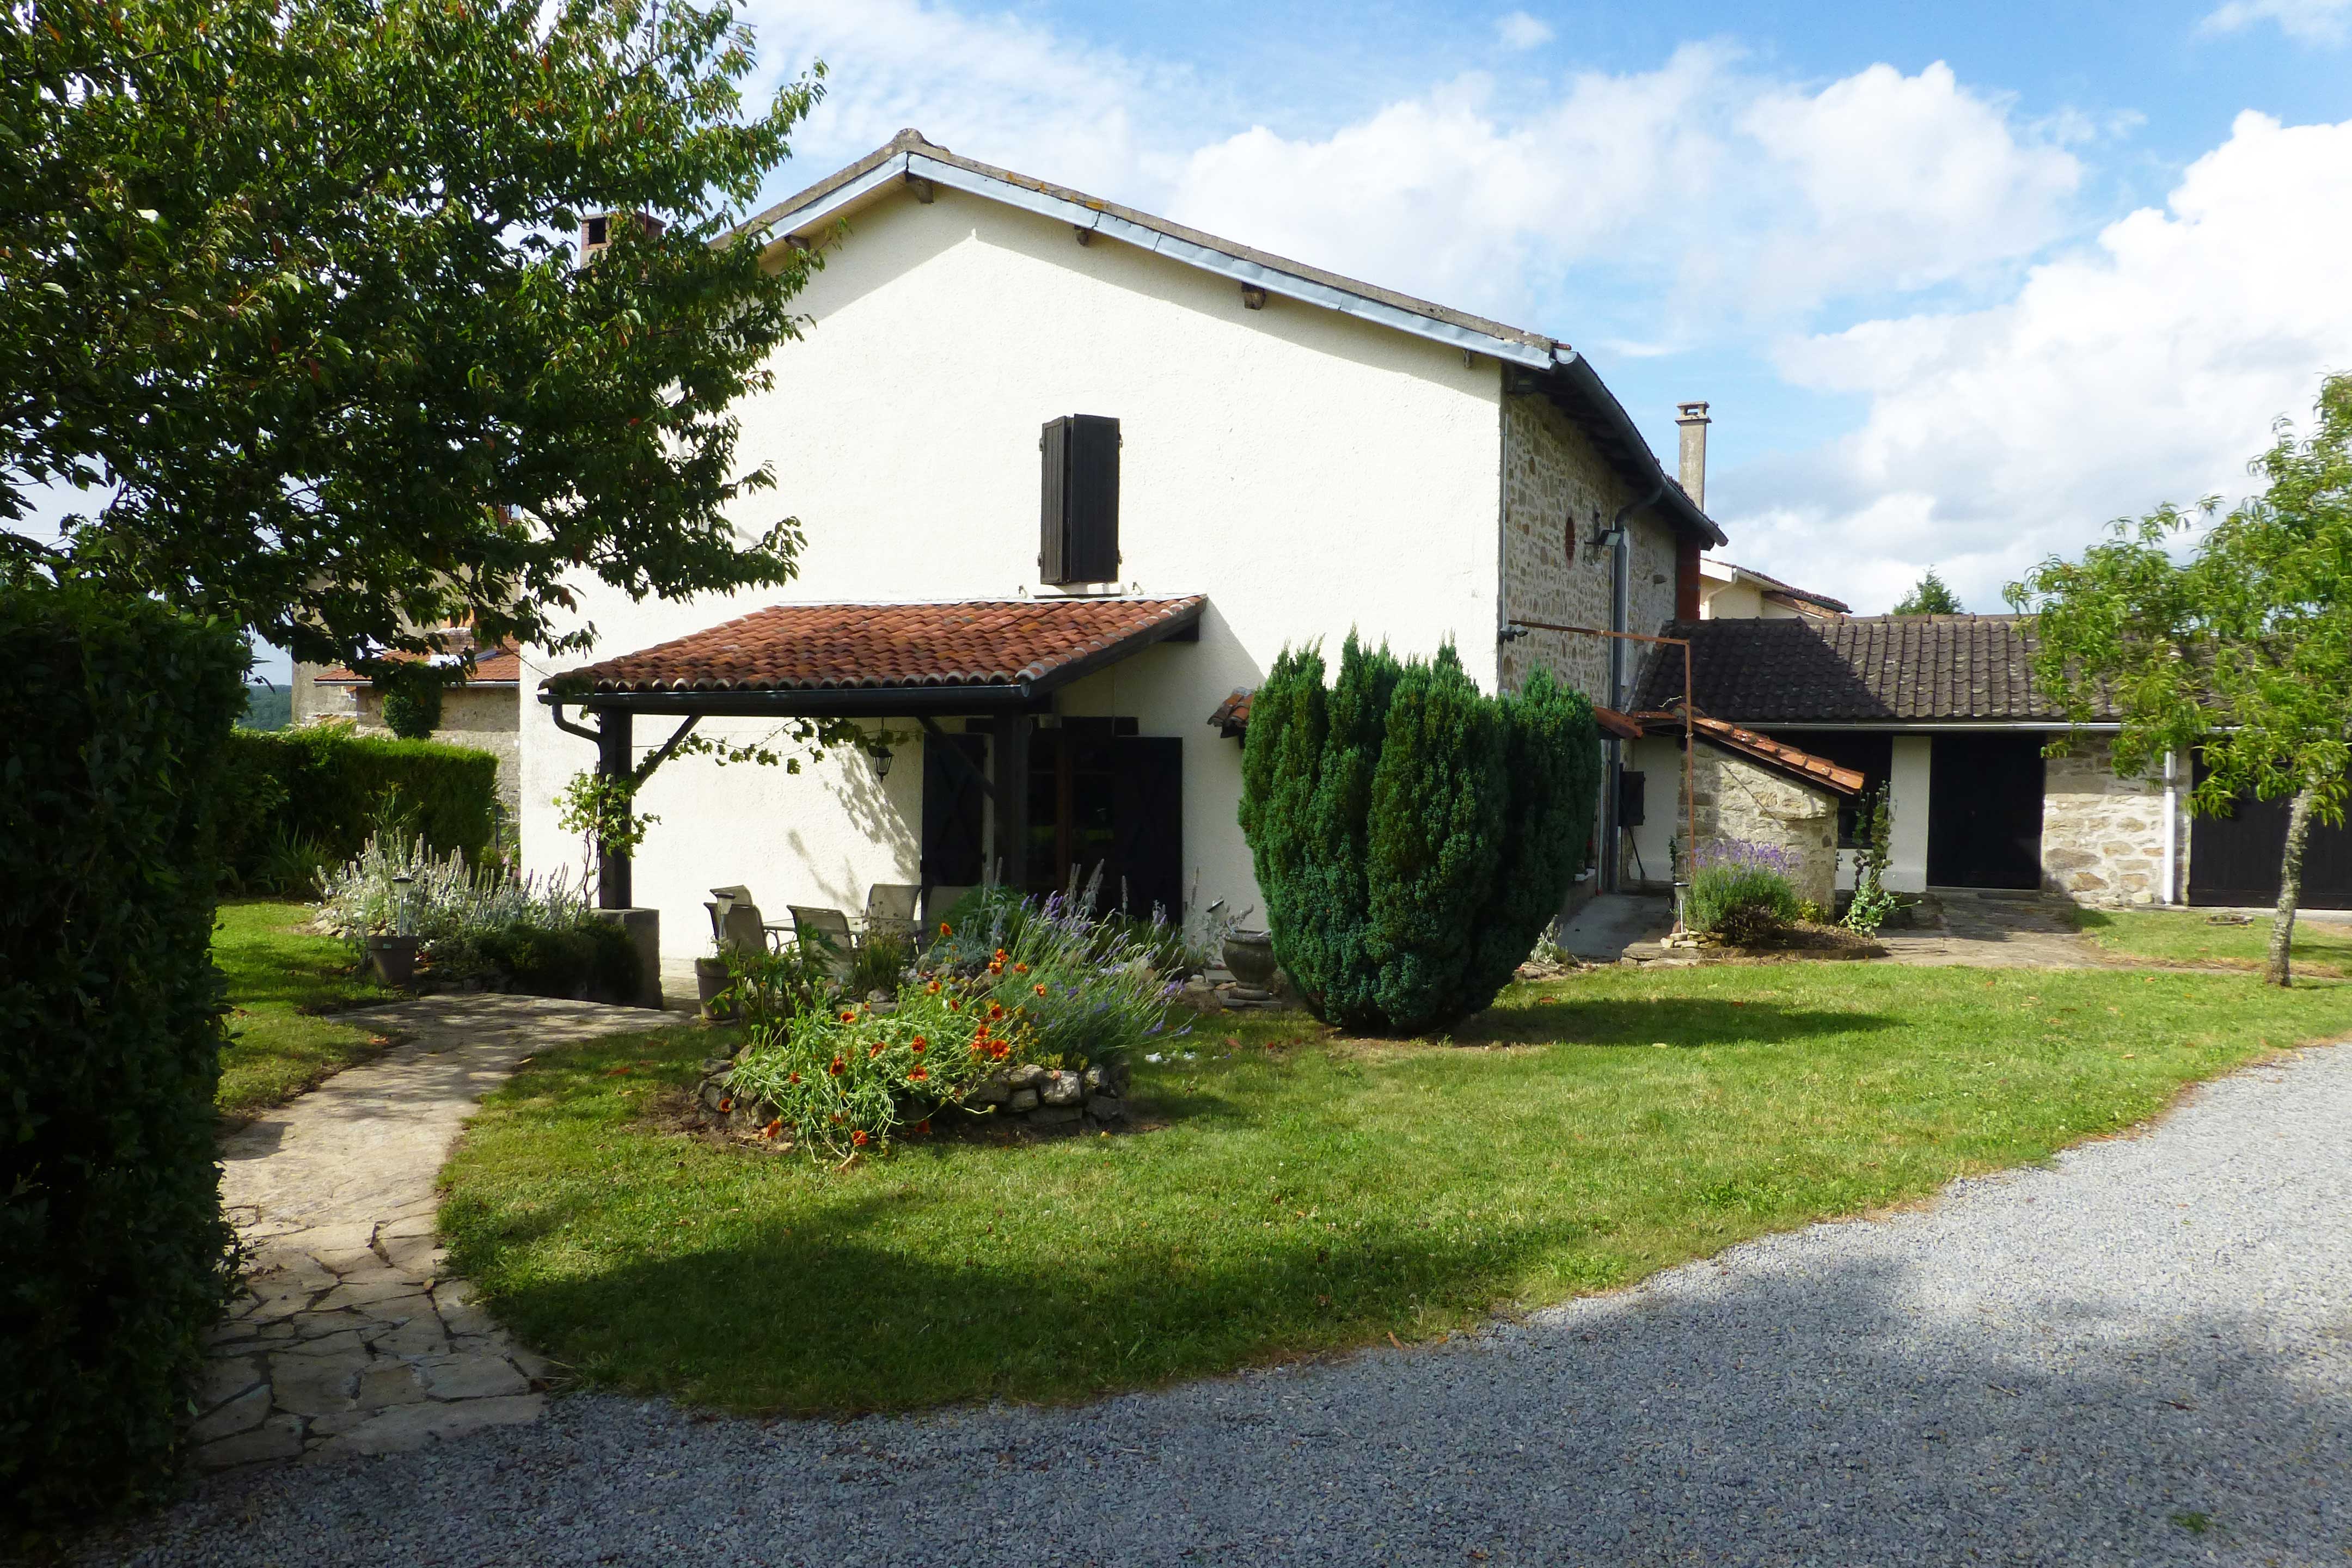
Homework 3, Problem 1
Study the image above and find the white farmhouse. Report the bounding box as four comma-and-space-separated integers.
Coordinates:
518, 130, 1728, 964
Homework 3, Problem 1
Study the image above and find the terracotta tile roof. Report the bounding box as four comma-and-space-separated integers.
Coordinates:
315, 636, 520, 686
1591, 704, 1645, 742
1630, 615, 2098, 724
553, 597, 1205, 695
1633, 709, 1865, 796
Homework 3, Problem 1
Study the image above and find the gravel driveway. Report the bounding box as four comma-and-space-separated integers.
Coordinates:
86, 1040, 2350, 1567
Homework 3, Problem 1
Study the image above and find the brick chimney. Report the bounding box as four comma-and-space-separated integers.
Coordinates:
1675, 401, 1710, 510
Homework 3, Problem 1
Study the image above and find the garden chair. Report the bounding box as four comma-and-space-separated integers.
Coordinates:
862, 883, 921, 946
788, 904, 857, 980
705, 886, 790, 955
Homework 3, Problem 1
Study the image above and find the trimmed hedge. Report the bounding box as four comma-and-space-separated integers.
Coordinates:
222, 724, 499, 881
1239, 636, 1602, 1034
1, 579, 246, 1527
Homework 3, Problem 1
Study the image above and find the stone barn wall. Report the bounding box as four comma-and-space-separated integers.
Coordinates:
2040, 736, 2179, 908
1689, 744, 1843, 912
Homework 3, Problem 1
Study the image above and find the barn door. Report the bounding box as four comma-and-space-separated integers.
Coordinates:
1111, 737, 1184, 920
2188, 759, 2352, 909
1926, 733, 2045, 890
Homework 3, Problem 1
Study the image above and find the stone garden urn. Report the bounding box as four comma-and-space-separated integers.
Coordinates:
1222, 929, 1278, 989
365, 933, 418, 987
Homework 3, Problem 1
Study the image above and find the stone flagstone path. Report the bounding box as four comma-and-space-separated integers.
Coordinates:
192, 995, 658, 1468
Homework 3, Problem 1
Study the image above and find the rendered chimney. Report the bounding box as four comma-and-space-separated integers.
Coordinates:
1675, 401, 1711, 511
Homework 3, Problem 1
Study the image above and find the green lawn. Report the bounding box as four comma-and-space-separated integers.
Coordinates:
437, 962, 2352, 1418
215, 899, 399, 1117
2073, 906, 2352, 978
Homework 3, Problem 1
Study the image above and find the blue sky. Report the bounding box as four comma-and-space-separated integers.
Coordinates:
732, 0, 2352, 616
24, 0, 2352, 682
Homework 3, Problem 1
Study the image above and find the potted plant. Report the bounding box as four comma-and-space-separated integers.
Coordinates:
365, 871, 420, 985
695, 954, 734, 1020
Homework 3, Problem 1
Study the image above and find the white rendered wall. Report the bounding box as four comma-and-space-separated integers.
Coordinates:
519, 183, 1505, 958
1883, 736, 1933, 893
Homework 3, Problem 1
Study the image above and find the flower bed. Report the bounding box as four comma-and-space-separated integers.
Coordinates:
313, 832, 637, 1002
707, 885, 1181, 1158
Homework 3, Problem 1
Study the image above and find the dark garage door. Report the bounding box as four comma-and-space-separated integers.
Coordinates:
2188, 763, 2352, 909
1927, 733, 2046, 890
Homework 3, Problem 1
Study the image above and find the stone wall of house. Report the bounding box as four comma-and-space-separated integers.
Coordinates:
1496, 390, 1682, 708
2041, 736, 2178, 906
1691, 745, 1842, 912
354, 685, 522, 819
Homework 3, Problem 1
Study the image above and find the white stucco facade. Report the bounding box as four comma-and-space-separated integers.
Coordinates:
518, 180, 1596, 953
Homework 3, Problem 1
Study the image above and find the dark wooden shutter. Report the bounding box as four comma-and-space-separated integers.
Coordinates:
1039, 415, 1120, 584
1110, 736, 1183, 919
921, 733, 988, 888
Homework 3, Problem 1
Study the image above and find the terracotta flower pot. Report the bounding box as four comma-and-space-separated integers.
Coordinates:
1222, 929, 1277, 989
365, 933, 418, 987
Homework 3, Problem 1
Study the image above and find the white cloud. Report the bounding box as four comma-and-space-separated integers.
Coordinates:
1496, 11, 1555, 50
741, 0, 1204, 202
2200, 0, 2352, 43
1162, 52, 2080, 330
1744, 112, 2352, 612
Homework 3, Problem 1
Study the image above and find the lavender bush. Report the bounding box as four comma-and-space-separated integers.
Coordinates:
1686, 838, 1802, 942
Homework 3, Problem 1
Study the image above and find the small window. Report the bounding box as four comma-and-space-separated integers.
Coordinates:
1040, 415, 1121, 584
584, 214, 609, 248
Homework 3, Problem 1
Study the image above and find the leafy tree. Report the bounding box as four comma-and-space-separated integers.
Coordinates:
1240, 639, 1601, 1033
1892, 566, 1963, 616
3, 0, 825, 684
378, 669, 443, 740
2008, 373, 2352, 985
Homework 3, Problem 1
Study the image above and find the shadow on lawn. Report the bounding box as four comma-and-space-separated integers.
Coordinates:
466, 1196, 1564, 1418
1454, 996, 1900, 1049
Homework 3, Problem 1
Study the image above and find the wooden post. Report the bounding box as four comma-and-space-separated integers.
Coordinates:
597, 708, 633, 910
994, 713, 1031, 893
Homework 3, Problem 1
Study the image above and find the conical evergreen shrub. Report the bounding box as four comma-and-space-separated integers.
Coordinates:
1239, 638, 1601, 1034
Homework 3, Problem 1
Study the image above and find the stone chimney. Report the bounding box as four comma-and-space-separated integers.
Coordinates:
1675, 401, 1711, 510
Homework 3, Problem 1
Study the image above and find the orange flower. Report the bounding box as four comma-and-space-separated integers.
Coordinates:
993, 948, 1008, 962
828, 1056, 844, 1076
762, 1119, 782, 1138
1014, 962, 1028, 974
1033, 982, 1047, 996
839, 1009, 858, 1024
926, 979, 941, 995
987, 1001, 1006, 1021
989, 1042, 1010, 1061
913, 1118, 932, 1135
947, 997, 961, 1012
852, 1129, 869, 1147
909, 1066, 928, 1082
970, 1040, 987, 1056
939, 921, 953, 936
911, 1037, 927, 1054
716, 1097, 733, 1112
869, 1042, 885, 1058
788, 1071, 801, 1085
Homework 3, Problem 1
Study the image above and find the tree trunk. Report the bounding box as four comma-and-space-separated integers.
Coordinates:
2264, 782, 2321, 987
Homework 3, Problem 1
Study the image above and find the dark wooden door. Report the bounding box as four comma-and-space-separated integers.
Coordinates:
920, 732, 988, 890
1927, 733, 2045, 889
2188, 761, 2352, 908
1111, 736, 1184, 920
